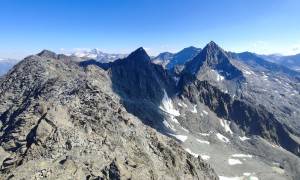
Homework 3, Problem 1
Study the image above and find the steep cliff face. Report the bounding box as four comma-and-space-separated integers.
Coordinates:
0, 52, 218, 179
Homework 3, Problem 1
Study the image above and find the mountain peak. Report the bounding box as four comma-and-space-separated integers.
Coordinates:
183, 41, 243, 79
126, 47, 150, 62
203, 41, 222, 51
37, 49, 58, 59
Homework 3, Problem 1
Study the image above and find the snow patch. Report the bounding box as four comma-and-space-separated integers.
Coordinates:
198, 133, 210, 136
182, 102, 188, 107
218, 176, 240, 180
219, 175, 258, 180
239, 136, 250, 141
228, 159, 243, 165
170, 116, 179, 124
201, 155, 210, 160
185, 149, 210, 160
243, 173, 251, 176
216, 133, 230, 143
232, 154, 253, 158
173, 77, 180, 86
159, 89, 180, 116
212, 70, 225, 81
185, 148, 199, 157
181, 127, 190, 133
196, 139, 210, 144
203, 110, 208, 115
168, 133, 188, 142
190, 105, 197, 113
163, 119, 176, 131
243, 70, 252, 75
178, 102, 183, 107
220, 119, 233, 135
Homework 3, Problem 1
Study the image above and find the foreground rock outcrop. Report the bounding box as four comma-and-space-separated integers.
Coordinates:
0, 52, 218, 179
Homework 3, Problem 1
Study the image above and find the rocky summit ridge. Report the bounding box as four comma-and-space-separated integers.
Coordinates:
0, 50, 217, 179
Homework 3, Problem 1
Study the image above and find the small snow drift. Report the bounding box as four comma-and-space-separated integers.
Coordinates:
218, 176, 240, 180
198, 133, 210, 136
239, 136, 250, 141
159, 89, 180, 116
220, 119, 233, 135
216, 133, 230, 143
231, 154, 253, 158
228, 159, 243, 165
190, 105, 197, 113
185, 148, 199, 157
185, 148, 210, 160
162, 119, 176, 131
196, 139, 210, 144
212, 70, 225, 81
167, 133, 188, 142
203, 110, 208, 115
181, 127, 190, 133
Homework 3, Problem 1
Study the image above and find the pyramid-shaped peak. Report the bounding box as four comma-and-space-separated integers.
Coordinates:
37, 49, 58, 59
127, 47, 150, 62
201, 41, 228, 57
205, 41, 221, 49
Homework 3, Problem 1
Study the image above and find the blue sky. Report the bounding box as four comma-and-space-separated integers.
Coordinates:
0, 0, 300, 59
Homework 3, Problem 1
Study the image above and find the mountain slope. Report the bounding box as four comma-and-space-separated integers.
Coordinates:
0, 51, 217, 179
179, 42, 300, 156
175, 41, 300, 179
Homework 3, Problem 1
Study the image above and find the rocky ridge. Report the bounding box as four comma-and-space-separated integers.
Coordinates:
0, 51, 218, 179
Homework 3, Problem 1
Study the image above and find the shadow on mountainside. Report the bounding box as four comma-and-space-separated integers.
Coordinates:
80, 48, 179, 138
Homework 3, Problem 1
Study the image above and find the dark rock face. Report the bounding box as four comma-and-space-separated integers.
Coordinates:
183, 41, 243, 80
0, 50, 218, 179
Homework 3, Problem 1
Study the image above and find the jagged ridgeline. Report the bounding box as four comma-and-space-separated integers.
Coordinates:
0, 41, 300, 179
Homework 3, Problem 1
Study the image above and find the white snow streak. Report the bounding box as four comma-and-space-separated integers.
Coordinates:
163, 119, 176, 131
168, 133, 188, 142
228, 159, 243, 165
198, 133, 210, 136
239, 136, 250, 141
231, 154, 253, 158
190, 105, 197, 113
220, 119, 233, 135
181, 127, 190, 133
196, 139, 210, 144
185, 148, 210, 160
216, 133, 230, 143
159, 89, 180, 116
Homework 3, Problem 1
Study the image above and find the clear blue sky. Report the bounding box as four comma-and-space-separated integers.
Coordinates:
0, 0, 300, 58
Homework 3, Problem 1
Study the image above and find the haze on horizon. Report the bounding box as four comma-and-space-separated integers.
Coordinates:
0, 0, 300, 59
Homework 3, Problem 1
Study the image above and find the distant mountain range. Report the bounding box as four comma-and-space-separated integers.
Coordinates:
0, 58, 20, 76
71, 48, 128, 63
152, 46, 201, 70
258, 53, 300, 72
1, 47, 299, 77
